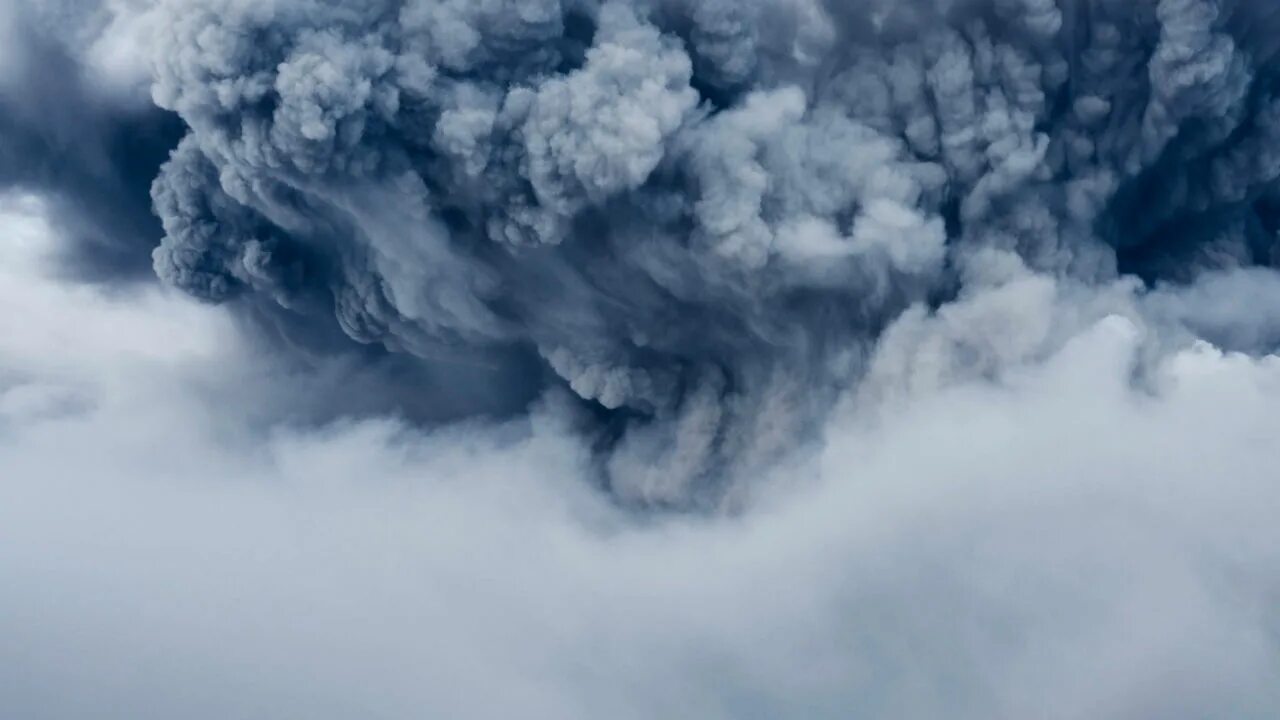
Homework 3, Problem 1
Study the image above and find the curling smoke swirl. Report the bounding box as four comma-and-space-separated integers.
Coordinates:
11, 0, 1280, 507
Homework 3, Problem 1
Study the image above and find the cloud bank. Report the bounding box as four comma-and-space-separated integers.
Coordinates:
3, 194, 1280, 718
3, 0, 1280, 716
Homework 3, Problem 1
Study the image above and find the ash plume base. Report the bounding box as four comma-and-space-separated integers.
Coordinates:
2, 0, 1280, 716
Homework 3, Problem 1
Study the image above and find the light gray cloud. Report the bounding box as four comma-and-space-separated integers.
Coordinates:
6, 1, 1280, 713
3, 199, 1280, 718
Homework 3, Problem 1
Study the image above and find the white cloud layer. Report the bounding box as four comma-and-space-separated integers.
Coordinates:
3, 198, 1280, 718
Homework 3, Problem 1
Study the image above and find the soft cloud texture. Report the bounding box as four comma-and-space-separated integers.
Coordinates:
6, 0, 1280, 507
4, 198, 1280, 718
6, 0, 1280, 715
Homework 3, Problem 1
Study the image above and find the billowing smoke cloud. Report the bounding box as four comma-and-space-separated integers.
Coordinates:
4, 0, 1280, 713
94, 0, 1280, 505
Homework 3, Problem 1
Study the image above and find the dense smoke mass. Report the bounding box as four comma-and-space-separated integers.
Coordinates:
80, 0, 1280, 506
4, 0, 1280, 716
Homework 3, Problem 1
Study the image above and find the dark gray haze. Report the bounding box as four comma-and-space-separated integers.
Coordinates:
0, 1, 184, 280
6, 1, 1280, 506
4, 0, 1280, 477
66, 0, 1274, 506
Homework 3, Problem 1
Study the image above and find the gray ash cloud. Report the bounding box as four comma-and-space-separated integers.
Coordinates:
7, 0, 1280, 507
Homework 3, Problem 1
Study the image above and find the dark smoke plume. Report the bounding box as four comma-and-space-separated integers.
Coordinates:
7, 0, 1280, 507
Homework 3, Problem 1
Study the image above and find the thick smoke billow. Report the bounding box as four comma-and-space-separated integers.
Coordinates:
5, 0, 1280, 503
4, 1, 1280, 715
73, 0, 1272, 506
